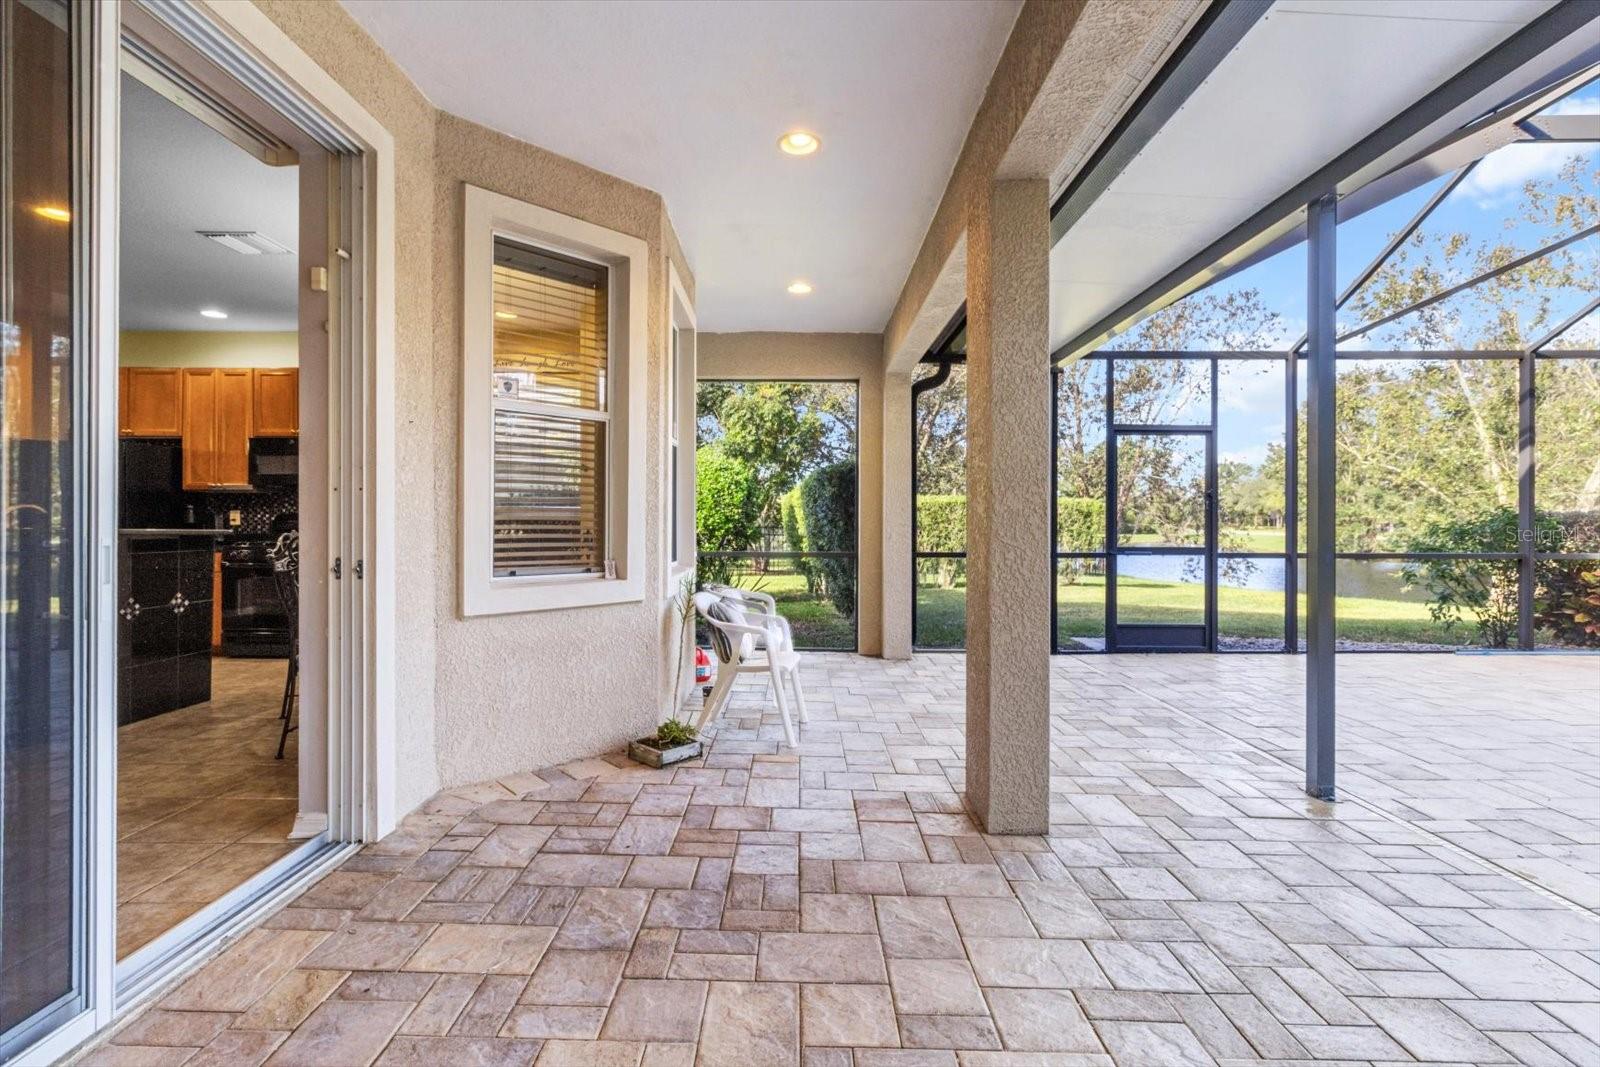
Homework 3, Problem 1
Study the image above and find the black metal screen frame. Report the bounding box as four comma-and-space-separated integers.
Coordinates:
914, 341, 1600, 655
696, 379, 861, 654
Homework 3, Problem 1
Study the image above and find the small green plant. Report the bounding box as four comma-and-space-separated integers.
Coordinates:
654, 718, 697, 748
654, 575, 700, 748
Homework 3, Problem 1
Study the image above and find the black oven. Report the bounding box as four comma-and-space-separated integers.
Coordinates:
220, 538, 290, 657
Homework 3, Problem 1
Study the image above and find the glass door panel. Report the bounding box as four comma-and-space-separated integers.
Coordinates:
1115, 554, 1206, 625
2, 0, 86, 1051
1110, 430, 1214, 651
1115, 433, 1207, 547
1112, 356, 1211, 425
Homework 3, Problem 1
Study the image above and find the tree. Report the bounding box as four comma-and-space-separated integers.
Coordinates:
1336, 156, 1599, 549
694, 446, 760, 584
914, 364, 967, 496
697, 382, 855, 529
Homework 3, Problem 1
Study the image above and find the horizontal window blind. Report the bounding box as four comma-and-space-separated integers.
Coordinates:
492, 236, 610, 577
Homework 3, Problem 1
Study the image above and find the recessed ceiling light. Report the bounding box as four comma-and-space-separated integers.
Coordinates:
33, 205, 71, 223
787, 280, 813, 295
495, 310, 519, 321
778, 130, 819, 156
199, 308, 229, 320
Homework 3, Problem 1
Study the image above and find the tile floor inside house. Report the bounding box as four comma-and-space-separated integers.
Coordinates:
117, 657, 299, 958
93, 652, 1599, 1066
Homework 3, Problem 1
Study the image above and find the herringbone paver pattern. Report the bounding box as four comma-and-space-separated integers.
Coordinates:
93, 652, 1600, 1066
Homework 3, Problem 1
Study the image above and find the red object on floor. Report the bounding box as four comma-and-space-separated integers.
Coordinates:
694, 646, 714, 686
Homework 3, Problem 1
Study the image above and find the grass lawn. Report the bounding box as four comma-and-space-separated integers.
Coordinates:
708, 571, 857, 650
916, 574, 1473, 649
709, 564, 1481, 653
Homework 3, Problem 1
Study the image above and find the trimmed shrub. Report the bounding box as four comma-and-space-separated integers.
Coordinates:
800, 459, 857, 618
914, 495, 1105, 554
915, 495, 964, 589
780, 486, 818, 592
1057, 497, 1105, 553
695, 446, 761, 585
916, 496, 965, 553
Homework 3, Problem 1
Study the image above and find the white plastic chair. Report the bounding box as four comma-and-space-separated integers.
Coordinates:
704, 583, 777, 619
704, 583, 781, 702
694, 590, 809, 748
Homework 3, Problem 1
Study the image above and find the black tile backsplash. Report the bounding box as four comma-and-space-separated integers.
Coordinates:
194, 488, 297, 533
119, 440, 296, 533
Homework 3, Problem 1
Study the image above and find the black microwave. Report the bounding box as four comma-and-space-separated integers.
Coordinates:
249, 437, 298, 487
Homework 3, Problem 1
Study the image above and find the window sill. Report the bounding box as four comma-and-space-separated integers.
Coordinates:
667, 561, 695, 591
463, 572, 644, 616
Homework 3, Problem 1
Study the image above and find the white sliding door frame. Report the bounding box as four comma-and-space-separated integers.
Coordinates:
18, 0, 397, 1058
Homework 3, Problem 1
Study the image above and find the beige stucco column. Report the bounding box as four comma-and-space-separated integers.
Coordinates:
964, 178, 1050, 834
881, 373, 913, 659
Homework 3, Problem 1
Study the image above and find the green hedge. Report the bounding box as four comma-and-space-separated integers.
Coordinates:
799, 460, 857, 618
915, 495, 1106, 557
1403, 505, 1600, 648
916, 496, 966, 553
780, 486, 818, 592
695, 446, 760, 585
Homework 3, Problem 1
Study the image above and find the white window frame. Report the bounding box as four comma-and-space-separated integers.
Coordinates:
666, 261, 696, 590
461, 184, 647, 615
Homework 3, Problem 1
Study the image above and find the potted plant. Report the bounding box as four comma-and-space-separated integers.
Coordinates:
629, 576, 704, 767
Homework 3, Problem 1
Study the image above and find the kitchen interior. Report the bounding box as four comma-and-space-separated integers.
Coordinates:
115, 67, 307, 958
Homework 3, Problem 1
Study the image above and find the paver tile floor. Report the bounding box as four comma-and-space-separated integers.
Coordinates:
97, 652, 1600, 1066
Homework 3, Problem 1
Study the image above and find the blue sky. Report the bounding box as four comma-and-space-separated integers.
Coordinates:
1195, 86, 1599, 467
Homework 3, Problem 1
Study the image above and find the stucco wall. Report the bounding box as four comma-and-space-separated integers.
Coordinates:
431, 113, 693, 785
698, 332, 884, 656
253, 0, 442, 817
250, 0, 694, 811
881, 0, 1087, 370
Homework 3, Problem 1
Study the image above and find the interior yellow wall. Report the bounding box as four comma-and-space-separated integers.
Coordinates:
119, 331, 298, 368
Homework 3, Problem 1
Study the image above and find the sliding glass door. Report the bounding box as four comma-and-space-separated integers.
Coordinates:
1, 0, 89, 1055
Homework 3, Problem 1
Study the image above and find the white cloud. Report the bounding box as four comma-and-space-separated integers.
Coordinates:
1218, 361, 1286, 415
1458, 95, 1597, 206
1459, 143, 1588, 205
1547, 92, 1600, 116
1221, 445, 1270, 466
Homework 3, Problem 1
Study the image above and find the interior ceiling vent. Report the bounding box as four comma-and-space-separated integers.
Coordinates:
197, 230, 294, 256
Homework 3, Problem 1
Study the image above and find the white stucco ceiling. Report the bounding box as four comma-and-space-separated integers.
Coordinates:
1050, 0, 1571, 354
120, 74, 299, 332
339, 0, 1021, 333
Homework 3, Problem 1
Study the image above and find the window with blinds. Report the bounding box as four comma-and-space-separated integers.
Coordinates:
491, 237, 610, 577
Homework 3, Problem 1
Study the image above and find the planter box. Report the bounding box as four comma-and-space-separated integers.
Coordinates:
628, 736, 702, 768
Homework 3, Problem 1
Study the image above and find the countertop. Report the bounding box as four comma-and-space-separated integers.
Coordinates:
119, 528, 259, 538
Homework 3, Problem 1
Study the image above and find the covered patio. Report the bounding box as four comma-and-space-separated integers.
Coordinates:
101, 652, 1599, 1066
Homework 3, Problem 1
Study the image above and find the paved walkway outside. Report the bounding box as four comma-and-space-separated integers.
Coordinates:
93, 653, 1600, 1066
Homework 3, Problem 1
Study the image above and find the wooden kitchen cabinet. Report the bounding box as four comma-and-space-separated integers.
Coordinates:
253, 368, 298, 436
181, 368, 253, 489
119, 367, 183, 436
212, 549, 223, 649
